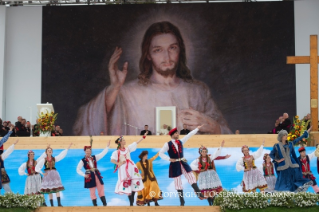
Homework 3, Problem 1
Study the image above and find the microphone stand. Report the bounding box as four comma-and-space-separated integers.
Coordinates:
124, 123, 139, 135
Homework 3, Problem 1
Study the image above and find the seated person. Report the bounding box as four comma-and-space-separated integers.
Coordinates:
158, 124, 169, 135
140, 125, 152, 135
55, 126, 63, 136
16, 119, 30, 137
180, 124, 190, 135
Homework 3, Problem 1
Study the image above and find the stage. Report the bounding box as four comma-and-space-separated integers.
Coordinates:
35, 206, 221, 212
2, 134, 319, 207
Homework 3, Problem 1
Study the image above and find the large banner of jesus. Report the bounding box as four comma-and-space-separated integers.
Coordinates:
42, 2, 295, 136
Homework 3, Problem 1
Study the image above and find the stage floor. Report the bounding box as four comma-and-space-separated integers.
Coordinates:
35, 206, 221, 212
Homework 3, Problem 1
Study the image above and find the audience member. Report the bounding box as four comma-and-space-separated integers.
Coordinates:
302, 113, 311, 130
140, 125, 152, 135
16, 119, 30, 137
0, 118, 6, 136
55, 126, 63, 136
279, 112, 291, 132
180, 124, 190, 135
100, 131, 104, 135
15, 116, 23, 129
267, 119, 281, 134
235, 130, 240, 134
2, 121, 9, 132
33, 119, 40, 136
158, 124, 169, 135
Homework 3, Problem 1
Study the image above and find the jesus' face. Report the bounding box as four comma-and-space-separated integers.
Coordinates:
147, 33, 180, 77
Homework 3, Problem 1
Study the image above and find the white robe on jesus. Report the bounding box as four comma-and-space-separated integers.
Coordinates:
73, 79, 232, 135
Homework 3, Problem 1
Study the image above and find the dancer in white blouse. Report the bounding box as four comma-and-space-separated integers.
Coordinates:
111, 133, 147, 206
0, 139, 18, 194
236, 140, 267, 192
190, 141, 226, 206
35, 143, 72, 207
18, 149, 47, 205
76, 140, 110, 206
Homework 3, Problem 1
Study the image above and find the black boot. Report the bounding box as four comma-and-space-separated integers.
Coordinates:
177, 190, 185, 206
100, 196, 107, 206
211, 196, 215, 206
155, 201, 159, 206
207, 198, 212, 206
147, 202, 150, 206
42, 202, 47, 207
129, 192, 135, 206
92, 199, 97, 206
57, 197, 63, 207
127, 195, 131, 206
50, 199, 54, 207
191, 183, 205, 199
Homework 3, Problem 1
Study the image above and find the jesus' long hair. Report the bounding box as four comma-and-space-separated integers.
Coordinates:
138, 21, 193, 85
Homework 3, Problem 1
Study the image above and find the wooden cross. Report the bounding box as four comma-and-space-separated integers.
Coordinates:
287, 35, 319, 131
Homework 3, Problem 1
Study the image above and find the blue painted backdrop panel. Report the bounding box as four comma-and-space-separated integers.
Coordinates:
2, 146, 318, 206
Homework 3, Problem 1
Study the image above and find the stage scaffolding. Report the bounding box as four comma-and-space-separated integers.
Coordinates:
0, 0, 284, 7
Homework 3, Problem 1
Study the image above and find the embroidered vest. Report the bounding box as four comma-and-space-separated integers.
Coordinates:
82, 155, 98, 171
139, 160, 156, 182
243, 155, 256, 170
299, 155, 312, 175
167, 140, 183, 159
44, 157, 56, 170
81, 155, 104, 188
263, 162, 274, 176
26, 160, 39, 175
198, 155, 215, 171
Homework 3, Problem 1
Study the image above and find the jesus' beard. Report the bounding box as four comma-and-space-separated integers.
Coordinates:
153, 63, 178, 77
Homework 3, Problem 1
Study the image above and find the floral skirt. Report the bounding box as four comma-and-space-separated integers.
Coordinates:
264, 175, 276, 193
41, 170, 65, 194
241, 168, 268, 192
136, 179, 163, 206
115, 160, 144, 195
198, 170, 223, 197
25, 174, 42, 195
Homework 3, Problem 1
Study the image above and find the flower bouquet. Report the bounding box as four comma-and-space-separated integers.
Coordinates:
287, 115, 311, 146
35, 111, 58, 137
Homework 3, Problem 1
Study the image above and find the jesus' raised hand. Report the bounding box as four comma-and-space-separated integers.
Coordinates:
105, 47, 129, 113
108, 47, 128, 89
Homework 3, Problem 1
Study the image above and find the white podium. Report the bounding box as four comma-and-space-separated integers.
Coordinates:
37, 102, 55, 114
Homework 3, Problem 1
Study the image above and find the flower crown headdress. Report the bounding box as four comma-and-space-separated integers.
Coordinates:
241, 145, 249, 153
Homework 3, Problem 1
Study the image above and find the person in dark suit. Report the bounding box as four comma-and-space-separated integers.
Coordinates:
180, 124, 190, 135
279, 113, 291, 132
16, 119, 30, 137
140, 125, 152, 135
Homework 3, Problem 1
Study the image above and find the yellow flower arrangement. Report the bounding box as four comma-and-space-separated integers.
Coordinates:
287, 115, 311, 145
35, 111, 58, 134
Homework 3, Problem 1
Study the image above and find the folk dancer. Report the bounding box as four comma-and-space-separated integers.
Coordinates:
190, 141, 229, 206
269, 127, 313, 192
18, 149, 47, 205
111, 133, 147, 206
35, 143, 72, 206
136, 151, 163, 206
298, 146, 319, 193
236, 140, 268, 192
0, 139, 19, 194
76, 140, 110, 206
159, 126, 206, 206
261, 153, 277, 193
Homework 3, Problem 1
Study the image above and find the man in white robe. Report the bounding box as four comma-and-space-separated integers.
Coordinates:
73, 21, 232, 136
